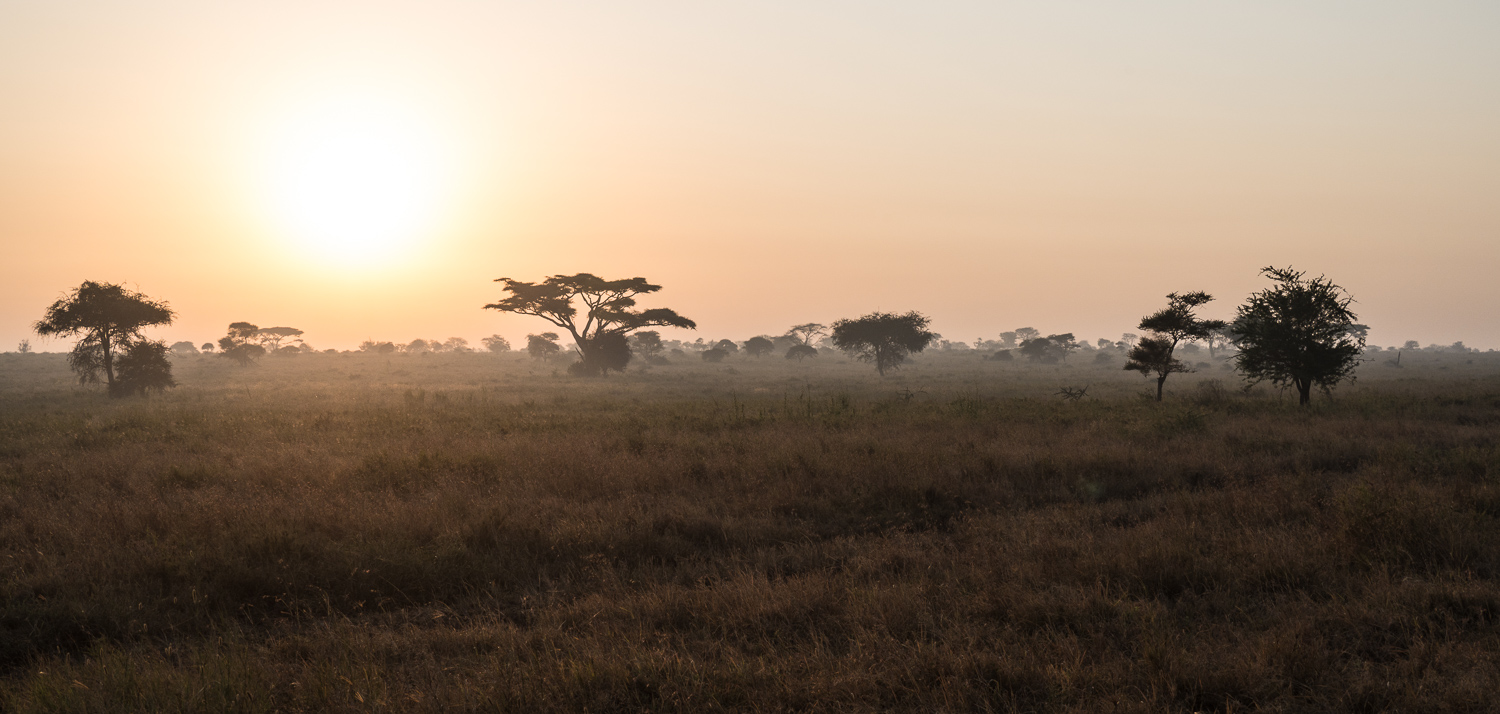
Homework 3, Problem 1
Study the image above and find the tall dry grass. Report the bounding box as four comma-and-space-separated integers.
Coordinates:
1, 350, 1498, 711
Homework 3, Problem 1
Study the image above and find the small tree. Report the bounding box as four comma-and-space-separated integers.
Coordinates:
1204, 325, 1234, 359
170, 341, 199, 356
1047, 333, 1078, 362
744, 336, 775, 357
998, 331, 1018, 348
201, 342, 215, 353
1124, 292, 1225, 402
1018, 337, 1062, 364
713, 338, 739, 354
481, 335, 512, 353
256, 326, 303, 351
1014, 327, 1040, 344
219, 322, 267, 365
786, 344, 819, 361
632, 331, 666, 362
112, 339, 176, 396
17, 340, 32, 354
786, 323, 827, 347
701, 347, 728, 363
485, 273, 695, 376
830, 311, 936, 376
35, 281, 176, 395
526, 333, 561, 361
587, 332, 631, 373
1231, 267, 1365, 406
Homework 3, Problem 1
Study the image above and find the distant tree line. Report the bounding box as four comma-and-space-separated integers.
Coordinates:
27, 266, 1455, 405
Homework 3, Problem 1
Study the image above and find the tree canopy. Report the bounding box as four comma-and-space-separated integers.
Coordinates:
1231, 266, 1365, 406
830, 311, 936, 376
526, 333, 562, 361
1124, 291, 1226, 401
34, 280, 176, 396
786, 323, 827, 346
218, 322, 268, 365
256, 326, 304, 351
744, 336, 775, 357
485, 273, 695, 375
1017, 334, 1077, 364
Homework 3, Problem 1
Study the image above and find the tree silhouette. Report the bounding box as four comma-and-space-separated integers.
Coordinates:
831, 311, 936, 376
1232, 267, 1365, 406
744, 336, 775, 357
256, 326, 303, 351
1018, 335, 1074, 364
34, 281, 175, 396
786, 323, 827, 346
218, 322, 266, 365
1124, 292, 1225, 402
526, 333, 561, 361
1047, 333, 1079, 362
481, 335, 511, 353
112, 339, 176, 396
632, 331, 666, 362
485, 273, 695, 376
785, 344, 819, 361
587, 332, 632, 373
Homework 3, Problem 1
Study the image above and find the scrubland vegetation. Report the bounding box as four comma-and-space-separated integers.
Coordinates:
3, 349, 1499, 712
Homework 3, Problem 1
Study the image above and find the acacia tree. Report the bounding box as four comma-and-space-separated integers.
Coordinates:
112, 340, 176, 396
481, 335, 511, 353
485, 274, 696, 376
785, 344, 819, 361
1232, 266, 1365, 406
218, 322, 267, 365
1124, 292, 1226, 402
632, 331, 666, 362
526, 333, 561, 361
744, 336, 775, 357
34, 281, 176, 396
830, 311, 936, 376
786, 323, 827, 346
256, 326, 304, 352
1018, 334, 1077, 364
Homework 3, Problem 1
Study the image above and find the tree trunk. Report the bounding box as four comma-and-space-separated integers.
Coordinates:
1297, 379, 1312, 406
1155, 374, 1166, 402
101, 331, 115, 389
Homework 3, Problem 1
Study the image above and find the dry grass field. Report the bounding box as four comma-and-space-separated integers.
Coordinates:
2, 348, 1498, 712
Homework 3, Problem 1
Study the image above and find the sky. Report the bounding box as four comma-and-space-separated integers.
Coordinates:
3, 1, 1498, 352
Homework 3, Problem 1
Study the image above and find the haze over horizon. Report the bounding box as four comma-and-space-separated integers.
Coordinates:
3, 2, 1498, 352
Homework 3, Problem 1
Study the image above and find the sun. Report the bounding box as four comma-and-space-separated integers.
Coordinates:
257, 93, 455, 268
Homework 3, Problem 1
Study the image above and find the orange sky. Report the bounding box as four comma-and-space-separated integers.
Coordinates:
3, 2, 1498, 352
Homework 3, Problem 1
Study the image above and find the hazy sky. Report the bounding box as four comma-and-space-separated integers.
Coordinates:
3, 1, 1498, 351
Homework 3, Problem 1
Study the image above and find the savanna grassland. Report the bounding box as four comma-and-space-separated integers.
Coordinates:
2, 348, 1499, 712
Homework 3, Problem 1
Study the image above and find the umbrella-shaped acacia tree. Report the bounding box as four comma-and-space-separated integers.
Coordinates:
34, 280, 176, 396
484, 273, 696, 375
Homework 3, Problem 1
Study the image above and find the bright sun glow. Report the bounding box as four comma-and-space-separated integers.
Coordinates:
258, 93, 455, 268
